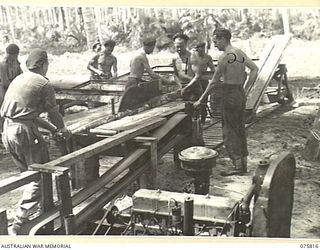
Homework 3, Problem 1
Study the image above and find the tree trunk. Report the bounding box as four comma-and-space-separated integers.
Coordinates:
64, 7, 71, 30
94, 7, 103, 43
281, 8, 290, 34
59, 7, 65, 31
5, 6, 15, 42
82, 7, 97, 49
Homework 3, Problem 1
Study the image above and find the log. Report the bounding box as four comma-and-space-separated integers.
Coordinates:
49, 74, 90, 89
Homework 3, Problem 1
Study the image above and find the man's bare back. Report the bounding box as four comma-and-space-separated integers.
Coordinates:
219, 45, 248, 85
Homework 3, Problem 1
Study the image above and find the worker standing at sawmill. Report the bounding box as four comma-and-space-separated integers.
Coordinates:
183, 42, 215, 124
87, 39, 118, 80
126, 37, 168, 90
195, 28, 258, 176
0, 48, 71, 235
0, 44, 23, 132
172, 33, 203, 102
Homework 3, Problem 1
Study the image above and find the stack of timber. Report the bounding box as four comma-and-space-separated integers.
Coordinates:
245, 35, 292, 112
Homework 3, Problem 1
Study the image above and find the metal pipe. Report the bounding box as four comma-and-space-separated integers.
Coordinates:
64, 214, 75, 235
183, 197, 194, 236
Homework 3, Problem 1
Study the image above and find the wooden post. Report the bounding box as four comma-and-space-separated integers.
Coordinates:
0, 209, 8, 235
55, 169, 72, 229
40, 172, 54, 233
134, 136, 158, 189
72, 135, 100, 189
183, 197, 194, 236
63, 214, 75, 235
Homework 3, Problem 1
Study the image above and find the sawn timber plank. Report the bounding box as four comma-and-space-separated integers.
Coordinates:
246, 35, 291, 111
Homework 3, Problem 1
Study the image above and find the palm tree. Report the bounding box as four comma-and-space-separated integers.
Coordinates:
81, 7, 97, 49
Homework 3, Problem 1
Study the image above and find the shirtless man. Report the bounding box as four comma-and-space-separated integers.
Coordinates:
172, 33, 202, 101
87, 40, 117, 80
195, 28, 258, 175
126, 37, 167, 90
182, 42, 215, 124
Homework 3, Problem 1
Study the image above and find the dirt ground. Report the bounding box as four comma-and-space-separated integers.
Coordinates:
0, 38, 319, 238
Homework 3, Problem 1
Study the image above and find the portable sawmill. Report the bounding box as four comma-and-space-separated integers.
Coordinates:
0, 35, 296, 237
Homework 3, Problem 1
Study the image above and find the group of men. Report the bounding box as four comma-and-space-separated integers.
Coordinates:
0, 27, 258, 235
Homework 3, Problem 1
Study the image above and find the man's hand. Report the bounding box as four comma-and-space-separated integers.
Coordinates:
181, 86, 189, 97
53, 127, 72, 141
193, 100, 203, 110
97, 70, 105, 76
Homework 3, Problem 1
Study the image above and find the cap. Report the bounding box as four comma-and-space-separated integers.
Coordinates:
6, 44, 20, 55
26, 48, 48, 70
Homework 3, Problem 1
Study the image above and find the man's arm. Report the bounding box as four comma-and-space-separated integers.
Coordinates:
244, 55, 258, 94
112, 57, 118, 78
207, 55, 215, 72
42, 84, 71, 137
182, 56, 202, 92
196, 54, 227, 104
0, 63, 10, 90
143, 57, 161, 79
87, 54, 103, 76
34, 117, 57, 134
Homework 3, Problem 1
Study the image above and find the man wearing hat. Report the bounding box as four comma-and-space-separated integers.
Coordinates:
126, 37, 167, 90
183, 42, 215, 124
0, 44, 23, 104
1, 48, 71, 234
87, 39, 118, 80
172, 33, 203, 102
0, 44, 22, 90
0, 44, 23, 133
194, 28, 258, 176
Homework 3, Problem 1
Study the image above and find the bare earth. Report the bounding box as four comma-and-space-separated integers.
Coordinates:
0, 38, 319, 238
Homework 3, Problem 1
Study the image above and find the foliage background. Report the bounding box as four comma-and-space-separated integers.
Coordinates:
0, 6, 318, 55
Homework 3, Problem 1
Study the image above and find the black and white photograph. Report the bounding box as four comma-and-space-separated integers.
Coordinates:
0, 2, 319, 243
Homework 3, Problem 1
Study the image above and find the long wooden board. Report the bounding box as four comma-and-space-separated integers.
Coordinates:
91, 101, 185, 133
246, 35, 291, 111
56, 93, 121, 103
0, 171, 40, 196
49, 117, 167, 167
64, 90, 182, 133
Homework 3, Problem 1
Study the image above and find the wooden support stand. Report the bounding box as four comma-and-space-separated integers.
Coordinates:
0, 209, 8, 235
134, 136, 158, 189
